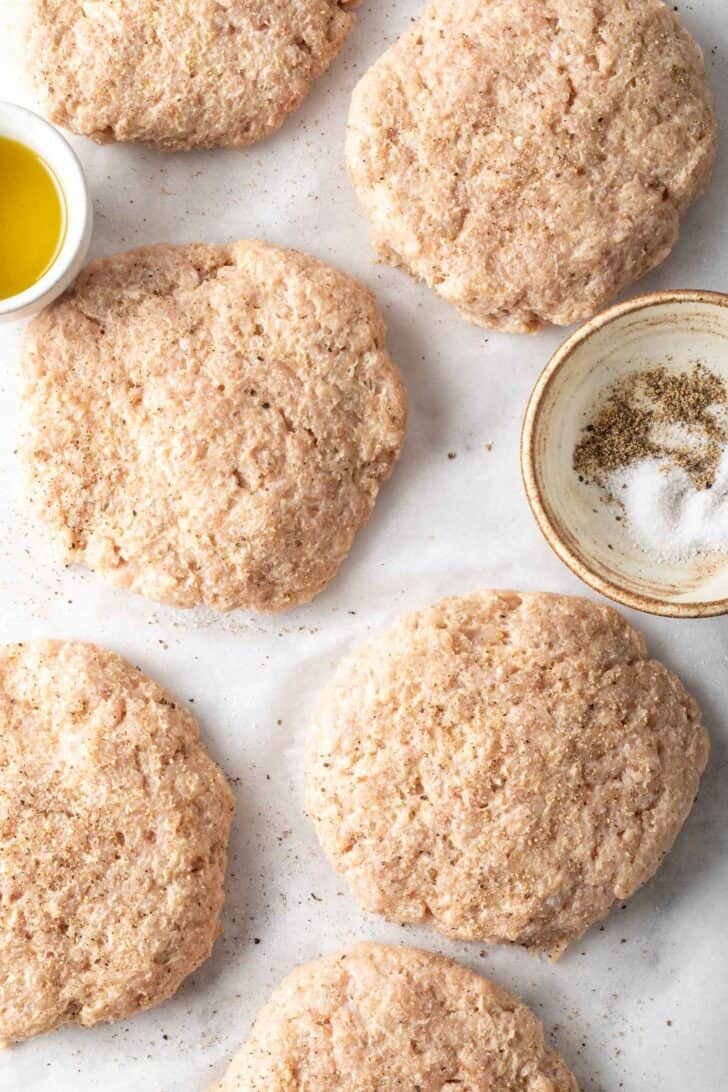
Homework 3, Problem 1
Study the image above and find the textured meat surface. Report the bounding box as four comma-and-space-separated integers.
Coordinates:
0, 640, 234, 1044
306, 591, 709, 953
346, 0, 717, 331
28, 0, 356, 149
214, 942, 579, 1091
21, 240, 406, 613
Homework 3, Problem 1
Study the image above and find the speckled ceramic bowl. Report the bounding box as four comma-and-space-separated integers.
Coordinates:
521, 290, 728, 618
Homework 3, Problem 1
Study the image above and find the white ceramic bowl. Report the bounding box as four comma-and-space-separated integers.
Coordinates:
521, 291, 728, 618
0, 101, 92, 322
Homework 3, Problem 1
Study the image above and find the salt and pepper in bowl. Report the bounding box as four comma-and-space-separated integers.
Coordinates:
521, 290, 728, 617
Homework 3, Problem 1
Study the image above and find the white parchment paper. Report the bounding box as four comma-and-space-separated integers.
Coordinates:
0, 2, 727, 1089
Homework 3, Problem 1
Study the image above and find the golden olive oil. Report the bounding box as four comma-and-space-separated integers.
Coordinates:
0, 136, 66, 300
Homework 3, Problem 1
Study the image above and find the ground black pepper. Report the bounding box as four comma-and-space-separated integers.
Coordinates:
573, 362, 728, 494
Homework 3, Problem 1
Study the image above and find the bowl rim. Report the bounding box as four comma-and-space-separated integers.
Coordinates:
520, 288, 728, 618
0, 100, 92, 318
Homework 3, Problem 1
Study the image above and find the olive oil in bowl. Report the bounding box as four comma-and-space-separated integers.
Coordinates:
0, 136, 66, 301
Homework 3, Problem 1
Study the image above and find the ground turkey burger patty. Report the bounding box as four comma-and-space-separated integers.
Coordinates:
27, 0, 357, 150
213, 943, 579, 1091
346, 0, 717, 332
305, 591, 709, 955
0, 640, 234, 1044
20, 240, 406, 613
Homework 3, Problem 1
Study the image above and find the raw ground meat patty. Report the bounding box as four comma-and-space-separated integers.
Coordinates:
214, 943, 579, 1091
27, 0, 357, 149
306, 590, 709, 954
20, 240, 406, 613
0, 639, 234, 1044
346, 0, 717, 331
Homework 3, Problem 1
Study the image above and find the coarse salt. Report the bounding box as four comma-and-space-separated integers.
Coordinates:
608, 447, 728, 561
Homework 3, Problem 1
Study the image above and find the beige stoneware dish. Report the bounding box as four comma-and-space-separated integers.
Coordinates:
521, 290, 728, 617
